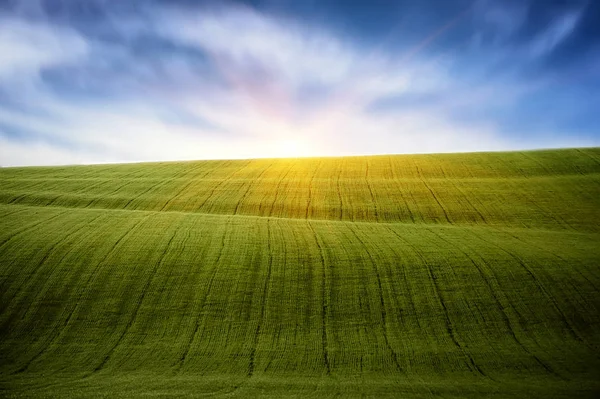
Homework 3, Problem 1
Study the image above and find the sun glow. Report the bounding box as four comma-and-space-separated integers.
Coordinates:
268, 138, 312, 158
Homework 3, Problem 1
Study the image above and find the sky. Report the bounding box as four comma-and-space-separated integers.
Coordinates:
1, 0, 599, 166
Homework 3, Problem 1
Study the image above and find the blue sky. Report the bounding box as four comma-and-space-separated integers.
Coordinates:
1, 0, 599, 166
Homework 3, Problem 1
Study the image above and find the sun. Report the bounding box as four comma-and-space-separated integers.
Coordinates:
271, 138, 311, 158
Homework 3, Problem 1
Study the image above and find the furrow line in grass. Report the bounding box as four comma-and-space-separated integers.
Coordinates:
69, 178, 117, 201
177, 220, 229, 371
0, 209, 70, 252
386, 226, 488, 378
177, 161, 231, 211
446, 178, 488, 224
4, 202, 600, 237
144, 224, 194, 367
0, 214, 102, 328
367, 229, 440, 397
12, 214, 107, 374
56, 215, 153, 359
467, 229, 593, 350
307, 221, 331, 376
6, 193, 28, 205
42, 193, 69, 208
365, 160, 379, 222
388, 156, 415, 223
159, 162, 213, 212
195, 163, 246, 212
415, 165, 451, 223
495, 157, 574, 231
234, 162, 274, 216
121, 184, 159, 210
134, 168, 192, 209
576, 148, 600, 168
277, 224, 289, 372
159, 177, 201, 211
518, 182, 577, 232
289, 222, 315, 364
84, 180, 132, 208
483, 231, 599, 345
3, 212, 105, 317
0, 204, 600, 242
336, 168, 343, 221
248, 219, 274, 377
92, 215, 152, 268
121, 164, 190, 210
424, 226, 564, 380
438, 163, 448, 179
520, 151, 553, 175
404, 175, 427, 224
0, 205, 30, 219
45, 177, 109, 207
268, 162, 295, 218
305, 160, 322, 219
346, 224, 403, 374
93, 225, 179, 373
461, 160, 477, 178
497, 229, 599, 292
379, 229, 423, 333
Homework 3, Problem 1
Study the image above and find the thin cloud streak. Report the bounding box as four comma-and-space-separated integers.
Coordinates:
529, 10, 582, 57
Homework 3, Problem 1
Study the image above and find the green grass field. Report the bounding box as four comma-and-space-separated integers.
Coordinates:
1, 148, 599, 398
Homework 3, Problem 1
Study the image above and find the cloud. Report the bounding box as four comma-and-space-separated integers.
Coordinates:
0, 136, 102, 166
161, 5, 355, 87
529, 10, 582, 57
0, 17, 88, 81
0, 1, 597, 166
472, 0, 529, 43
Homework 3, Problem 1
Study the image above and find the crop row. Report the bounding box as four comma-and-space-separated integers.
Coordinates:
1, 150, 599, 231
1, 204, 598, 382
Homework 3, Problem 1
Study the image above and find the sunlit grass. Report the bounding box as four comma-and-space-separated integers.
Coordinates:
0, 148, 599, 398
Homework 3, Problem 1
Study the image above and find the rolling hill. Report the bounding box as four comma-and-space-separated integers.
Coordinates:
1, 148, 599, 398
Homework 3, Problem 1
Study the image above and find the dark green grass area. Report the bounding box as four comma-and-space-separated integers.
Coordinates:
1, 148, 599, 397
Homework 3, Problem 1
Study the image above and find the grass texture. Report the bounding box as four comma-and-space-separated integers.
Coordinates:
0, 148, 599, 398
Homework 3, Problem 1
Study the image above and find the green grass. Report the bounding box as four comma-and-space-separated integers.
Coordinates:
0, 148, 599, 398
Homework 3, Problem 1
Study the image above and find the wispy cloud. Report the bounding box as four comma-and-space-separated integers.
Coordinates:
529, 10, 582, 57
0, 17, 88, 81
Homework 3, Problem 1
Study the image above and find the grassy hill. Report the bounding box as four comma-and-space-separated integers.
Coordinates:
1, 148, 599, 398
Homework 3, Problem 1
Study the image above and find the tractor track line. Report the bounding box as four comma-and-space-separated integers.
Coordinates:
248, 219, 274, 377
469, 229, 594, 351
386, 226, 489, 379
346, 224, 404, 374
307, 221, 331, 376
425, 226, 564, 380
177, 220, 230, 370
93, 226, 179, 373
11, 215, 106, 374
415, 165, 451, 223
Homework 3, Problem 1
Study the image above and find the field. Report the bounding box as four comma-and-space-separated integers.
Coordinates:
1, 148, 599, 398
